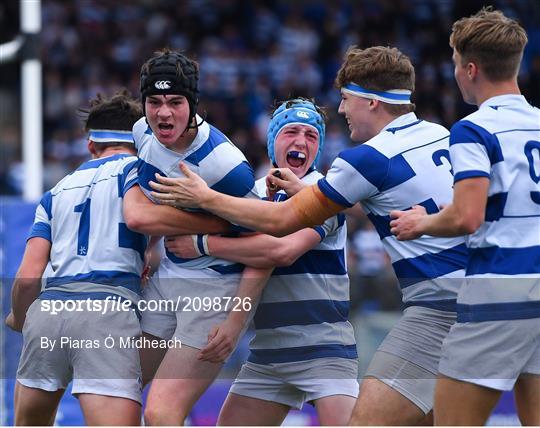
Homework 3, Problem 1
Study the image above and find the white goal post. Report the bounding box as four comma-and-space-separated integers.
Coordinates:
0, 0, 42, 202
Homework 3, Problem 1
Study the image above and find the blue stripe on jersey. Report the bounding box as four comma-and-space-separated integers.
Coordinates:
466, 246, 540, 276
137, 159, 166, 191
165, 248, 203, 264
485, 192, 508, 222
393, 244, 468, 288
40, 191, 53, 220
367, 198, 440, 239
454, 170, 490, 182
253, 300, 349, 329
76, 154, 131, 172
449, 120, 504, 165
196, 235, 206, 255
313, 226, 326, 241
404, 298, 457, 312
210, 161, 255, 197
317, 178, 354, 207
184, 125, 228, 166
124, 177, 139, 195
118, 223, 146, 261
457, 301, 540, 322
117, 160, 139, 197
208, 263, 245, 274
339, 145, 417, 192
45, 271, 142, 294
386, 119, 423, 134
28, 222, 51, 242
272, 249, 346, 276
248, 344, 358, 364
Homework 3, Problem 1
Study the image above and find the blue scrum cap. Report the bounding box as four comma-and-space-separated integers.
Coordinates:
266, 99, 325, 169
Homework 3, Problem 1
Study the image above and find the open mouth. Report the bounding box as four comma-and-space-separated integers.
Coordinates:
287, 151, 306, 168
158, 123, 174, 131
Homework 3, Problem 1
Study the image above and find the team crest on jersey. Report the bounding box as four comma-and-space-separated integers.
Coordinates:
154, 80, 171, 90
296, 111, 310, 119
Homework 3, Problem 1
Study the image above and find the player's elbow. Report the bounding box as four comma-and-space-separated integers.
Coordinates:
124, 206, 148, 233
263, 216, 294, 237
13, 277, 41, 295
269, 247, 298, 267
457, 213, 484, 235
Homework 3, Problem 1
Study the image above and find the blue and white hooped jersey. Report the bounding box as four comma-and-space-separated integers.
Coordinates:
28, 154, 146, 302
449, 94, 540, 322
248, 171, 356, 365
318, 112, 468, 312
133, 116, 257, 272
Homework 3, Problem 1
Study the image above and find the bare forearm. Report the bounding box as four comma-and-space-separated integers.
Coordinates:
124, 187, 230, 236
137, 206, 229, 235
200, 191, 303, 236
208, 228, 321, 268
421, 206, 474, 237
228, 267, 273, 325
11, 238, 50, 328
209, 235, 282, 268
11, 278, 41, 323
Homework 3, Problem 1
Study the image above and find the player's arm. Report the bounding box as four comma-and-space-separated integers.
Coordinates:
123, 185, 230, 236
166, 228, 323, 269
198, 266, 273, 363
390, 177, 489, 240
7, 237, 51, 332
149, 163, 345, 236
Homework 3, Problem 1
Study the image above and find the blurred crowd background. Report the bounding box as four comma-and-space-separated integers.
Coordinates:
1, 0, 540, 315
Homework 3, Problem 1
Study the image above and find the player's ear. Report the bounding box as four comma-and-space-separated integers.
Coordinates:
466, 62, 479, 80
88, 140, 99, 158
368, 99, 379, 111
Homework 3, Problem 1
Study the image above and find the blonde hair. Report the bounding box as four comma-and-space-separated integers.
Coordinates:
335, 46, 415, 115
450, 8, 528, 81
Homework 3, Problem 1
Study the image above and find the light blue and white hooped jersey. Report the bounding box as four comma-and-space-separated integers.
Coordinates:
247, 171, 356, 365
449, 94, 540, 322
28, 154, 146, 303
132, 116, 257, 272
318, 112, 468, 312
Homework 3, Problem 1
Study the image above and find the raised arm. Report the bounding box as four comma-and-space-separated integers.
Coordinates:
123, 185, 231, 236
149, 163, 345, 236
7, 237, 51, 332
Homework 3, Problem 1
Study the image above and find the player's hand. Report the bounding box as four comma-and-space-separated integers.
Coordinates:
389, 205, 427, 240
198, 318, 244, 363
164, 235, 200, 259
5, 312, 23, 333
149, 163, 211, 209
265, 168, 305, 198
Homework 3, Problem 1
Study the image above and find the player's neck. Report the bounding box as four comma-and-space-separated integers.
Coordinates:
374, 111, 405, 136
96, 147, 134, 159
170, 120, 199, 153
474, 79, 521, 107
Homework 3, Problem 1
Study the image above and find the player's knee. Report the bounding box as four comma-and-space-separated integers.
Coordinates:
144, 402, 189, 426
